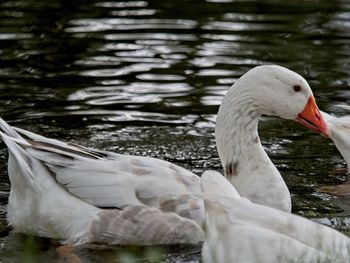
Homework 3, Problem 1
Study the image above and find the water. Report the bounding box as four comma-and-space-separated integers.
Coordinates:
1, 0, 350, 261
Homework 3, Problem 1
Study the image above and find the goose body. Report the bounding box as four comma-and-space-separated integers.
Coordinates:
201, 171, 350, 263
0, 65, 330, 245
1, 121, 204, 245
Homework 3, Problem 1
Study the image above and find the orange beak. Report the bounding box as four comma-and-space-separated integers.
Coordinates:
295, 96, 330, 138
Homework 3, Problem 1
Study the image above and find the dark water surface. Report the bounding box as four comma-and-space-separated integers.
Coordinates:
1, 0, 350, 262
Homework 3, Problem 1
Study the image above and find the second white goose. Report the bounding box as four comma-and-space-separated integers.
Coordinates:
201, 170, 350, 263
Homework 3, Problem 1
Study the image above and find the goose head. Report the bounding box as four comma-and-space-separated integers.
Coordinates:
236, 65, 329, 137
215, 65, 330, 212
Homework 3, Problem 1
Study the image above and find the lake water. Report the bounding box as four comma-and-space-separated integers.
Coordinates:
1, 0, 350, 262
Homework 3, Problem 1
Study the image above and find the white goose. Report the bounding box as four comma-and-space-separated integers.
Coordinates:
321, 106, 350, 170
0, 65, 330, 245
319, 107, 350, 196
201, 170, 350, 263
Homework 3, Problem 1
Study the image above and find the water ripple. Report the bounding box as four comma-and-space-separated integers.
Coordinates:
67, 18, 198, 32
111, 9, 157, 17
103, 33, 198, 41
0, 33, 33, 40
80, 63, 170, 77
69, 82, 193, 102
96, 1, 149, 8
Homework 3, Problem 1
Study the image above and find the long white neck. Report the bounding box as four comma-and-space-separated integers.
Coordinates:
215, 83, 291, 212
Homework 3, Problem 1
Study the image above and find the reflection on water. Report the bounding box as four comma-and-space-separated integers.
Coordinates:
1, 0, 350, 261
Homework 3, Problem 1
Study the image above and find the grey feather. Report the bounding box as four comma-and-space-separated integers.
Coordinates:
90, 205, 204, 245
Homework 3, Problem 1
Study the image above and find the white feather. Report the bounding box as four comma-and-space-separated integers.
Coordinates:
199, 172, 350, 262
321, 109, 350, 171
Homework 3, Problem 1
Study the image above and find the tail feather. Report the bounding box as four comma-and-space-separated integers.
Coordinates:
0, 118, 26, 141
0, 118, 105, 165
14, 126, 106, 160
14, 126, 76, 150
0, 119, 38, 181
0, 131, 34, 180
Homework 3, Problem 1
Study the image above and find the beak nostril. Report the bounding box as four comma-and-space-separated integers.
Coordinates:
314, 111, 321, 119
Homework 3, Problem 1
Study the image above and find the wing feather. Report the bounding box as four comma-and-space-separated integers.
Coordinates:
0, 119, 204, 223
90, 205, 204, 245
1, 120, 202, 212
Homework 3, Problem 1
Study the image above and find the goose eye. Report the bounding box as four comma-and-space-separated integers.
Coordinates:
293, 85, 302, 92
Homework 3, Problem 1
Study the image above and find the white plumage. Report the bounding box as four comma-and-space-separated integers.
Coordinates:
321, 106, 350, 171
201, 171, 350, 263
0, 65, 331, 245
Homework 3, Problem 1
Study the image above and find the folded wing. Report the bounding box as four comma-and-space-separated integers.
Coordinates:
1, 120, 202, 212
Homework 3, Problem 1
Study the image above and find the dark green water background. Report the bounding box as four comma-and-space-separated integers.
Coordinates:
1, 0, 350, 262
